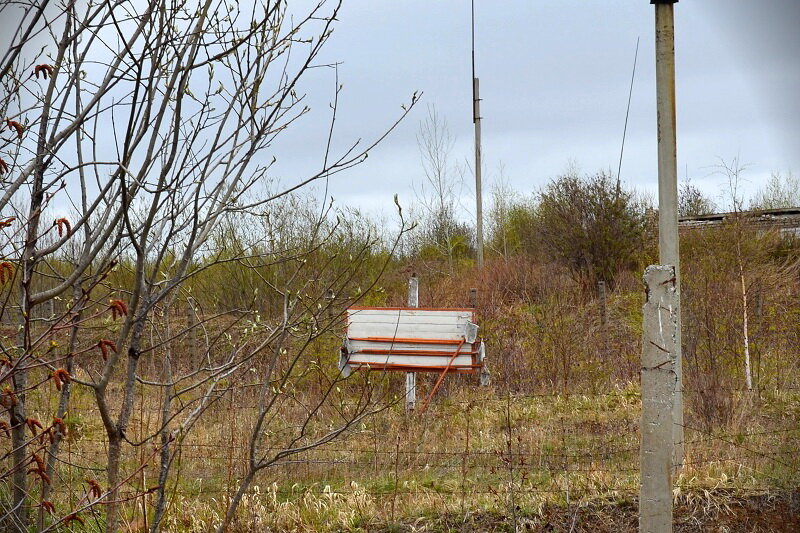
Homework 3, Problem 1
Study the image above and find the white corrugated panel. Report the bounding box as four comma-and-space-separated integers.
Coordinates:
339, 307, 483, 376
346, 308, 476, 342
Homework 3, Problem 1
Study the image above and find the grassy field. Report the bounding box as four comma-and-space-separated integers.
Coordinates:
5, 225, 799, 531
26, 374, 800, 531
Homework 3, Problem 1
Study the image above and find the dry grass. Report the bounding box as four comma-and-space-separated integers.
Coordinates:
19, 377, 799, 531
5, 227, 799, 530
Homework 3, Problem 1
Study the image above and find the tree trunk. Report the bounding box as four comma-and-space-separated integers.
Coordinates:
37, 292, 82, 530
106, 321, 145, 533
740, 269, 753, 391
737, 240, 753, 391
106, 432, 123, 532
216, 470, 256, 533
151, 315, 174, 532
9, 359, 29, 531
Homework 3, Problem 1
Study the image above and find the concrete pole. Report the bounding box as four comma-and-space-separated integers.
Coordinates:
640, 265, 677, 533
652, 0, 683, 467
405, 275, 419, 411
473, 77, 484, 269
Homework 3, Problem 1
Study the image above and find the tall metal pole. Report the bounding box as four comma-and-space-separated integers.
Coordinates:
472, 0, 484, 269
652, 0, 683, 468
473, 79, 484, 268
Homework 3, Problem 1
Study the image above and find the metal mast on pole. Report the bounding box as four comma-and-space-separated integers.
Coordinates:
472, 0, 484, 269
652, 0, 683, 468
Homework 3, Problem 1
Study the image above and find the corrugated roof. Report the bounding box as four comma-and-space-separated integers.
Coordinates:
679, 207, 800, 230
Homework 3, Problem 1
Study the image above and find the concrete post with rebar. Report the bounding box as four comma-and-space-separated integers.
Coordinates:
640, 265, 678, 533
652, 0, 683, 468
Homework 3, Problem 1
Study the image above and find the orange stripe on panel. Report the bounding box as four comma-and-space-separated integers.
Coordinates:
348, 337, 464, 345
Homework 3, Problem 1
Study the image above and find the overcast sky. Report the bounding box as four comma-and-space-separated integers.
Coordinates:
271, 0, 800, 220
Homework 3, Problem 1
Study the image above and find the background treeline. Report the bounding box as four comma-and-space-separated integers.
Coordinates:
352, 165, 800, 431
66, 165, 799, 427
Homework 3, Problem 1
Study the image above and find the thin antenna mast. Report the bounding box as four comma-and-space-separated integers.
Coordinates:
471, 0, 475, 88
472, 0, 484, 268
616, 37, 640, 189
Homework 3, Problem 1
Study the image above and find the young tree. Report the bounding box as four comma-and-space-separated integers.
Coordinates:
212, 199, 411, 532
716, 157, 755, 391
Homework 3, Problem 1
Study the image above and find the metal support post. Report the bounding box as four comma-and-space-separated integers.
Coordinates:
405, 275, 419, 411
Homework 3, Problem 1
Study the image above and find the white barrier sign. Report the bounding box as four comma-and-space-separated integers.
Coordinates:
339, 307, 484, 377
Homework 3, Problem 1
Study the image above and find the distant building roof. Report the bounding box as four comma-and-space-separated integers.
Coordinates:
679, 207, 800, 234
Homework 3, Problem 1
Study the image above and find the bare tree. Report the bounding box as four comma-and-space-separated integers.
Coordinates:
414, 105, 469, 271
750, 170, 800, 210
679, 179, 716, 217
211, 198, 411, 532
1, 1, 416, 530
487, 163, 515, 259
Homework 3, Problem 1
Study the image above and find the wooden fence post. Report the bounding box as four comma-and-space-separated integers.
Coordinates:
405, 275, 418, 412
640, 265, 677, 533
186, 297, 199, 367
598, 279, 609, 364
598, 280, 607, 326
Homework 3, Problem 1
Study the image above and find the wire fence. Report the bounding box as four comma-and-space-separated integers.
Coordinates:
29, 386, 800, 529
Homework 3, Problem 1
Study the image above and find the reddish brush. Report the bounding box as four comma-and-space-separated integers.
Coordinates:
51, 368, 71, 391
109, 299, 128, 320
34, 64, 53, 79
86, 478, 102, 499
27, 453, 51, 485
0, 262, 13, 284
41, 428, 55, 445
52, 417, 67, 436
25, 417, 43, 436
0, 158, 8, 174
54, 217, 71, 237
5, 119, 23, 138
97, 339, 117, 361
64, 513, 84, 526
0, 217, 14, 228
53, 417, 67, 435
31, 453, 45, 471
27, 468, 51, 485
0, 387, 17, 408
